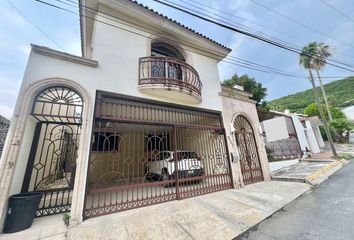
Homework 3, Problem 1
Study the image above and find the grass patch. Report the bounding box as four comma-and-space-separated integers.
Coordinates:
338, 153, 354, 160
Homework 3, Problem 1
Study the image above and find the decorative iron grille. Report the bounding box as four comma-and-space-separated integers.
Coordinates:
234, 116, 263, 185
139, 56, 202, 96
95, 92, 221, 128
0, 115, 10, 158
84, 92, 232, 219
31, 87, 83, 124
23, 86, 83, 217
264, 135, 302, 160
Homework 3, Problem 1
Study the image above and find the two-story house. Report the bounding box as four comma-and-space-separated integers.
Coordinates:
0, 0, 270, 233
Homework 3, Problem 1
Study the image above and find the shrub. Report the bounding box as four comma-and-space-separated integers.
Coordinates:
62, 213, 71, 227
329, 118, 354, 143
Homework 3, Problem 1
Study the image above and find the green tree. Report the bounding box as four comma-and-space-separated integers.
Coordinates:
222, 74, 267, 106
329, 118, 354, 143
304, 103, 345, 120
299, 43, 337, 157
311, 42, 333, 121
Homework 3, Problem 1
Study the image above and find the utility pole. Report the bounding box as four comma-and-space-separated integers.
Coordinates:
316, 69, 333, 121
308, 70, 337, 158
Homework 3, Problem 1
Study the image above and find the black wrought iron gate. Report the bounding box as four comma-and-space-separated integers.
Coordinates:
22, 123, 80, 216
234, 116, 263, 185
83, 92, 233, 219
22, 86, 83, 217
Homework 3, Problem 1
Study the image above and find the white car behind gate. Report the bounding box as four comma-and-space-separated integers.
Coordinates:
146, 151, 204, 181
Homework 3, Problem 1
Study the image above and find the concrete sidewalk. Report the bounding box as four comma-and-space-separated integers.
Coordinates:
0, 181, 310, 240
63, 181, 310, 240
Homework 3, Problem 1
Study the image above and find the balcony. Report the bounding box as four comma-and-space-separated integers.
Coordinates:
138, 56, 202, 103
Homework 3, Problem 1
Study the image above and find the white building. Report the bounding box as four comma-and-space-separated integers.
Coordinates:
0, 0, 270, 234
258, 109, 325, 160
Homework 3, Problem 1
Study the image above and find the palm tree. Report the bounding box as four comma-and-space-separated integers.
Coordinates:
299, 43, 337, 158
312, 42, 333, 121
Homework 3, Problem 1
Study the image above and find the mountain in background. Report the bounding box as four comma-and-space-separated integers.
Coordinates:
268, 76, 354, 113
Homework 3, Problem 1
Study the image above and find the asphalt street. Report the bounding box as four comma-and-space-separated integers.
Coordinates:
237, 159, 354, 240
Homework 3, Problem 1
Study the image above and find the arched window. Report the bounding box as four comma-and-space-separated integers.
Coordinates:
32, 86, 83, 124
151, 42, 185, 80
151, 42, 185, 61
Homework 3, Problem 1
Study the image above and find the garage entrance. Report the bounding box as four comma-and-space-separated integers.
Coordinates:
83, 92, 233, 219
234, 115, 263, 185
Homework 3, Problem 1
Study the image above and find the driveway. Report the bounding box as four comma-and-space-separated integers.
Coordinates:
271, 160, 336, 183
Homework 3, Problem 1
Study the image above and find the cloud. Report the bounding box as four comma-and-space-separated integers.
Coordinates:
19, 45, 31, 56
0, 104, 14, 120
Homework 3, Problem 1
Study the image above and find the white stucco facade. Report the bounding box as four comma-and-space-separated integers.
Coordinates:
304, 120, 320, 154
292, 115, 310, 152
0, 0, 239, 231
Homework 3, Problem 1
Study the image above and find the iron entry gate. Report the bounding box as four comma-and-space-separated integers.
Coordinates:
83, 92, 233, 219
22, 86, 83, 217
234, 116, 263, 185
22, 123, 80, 216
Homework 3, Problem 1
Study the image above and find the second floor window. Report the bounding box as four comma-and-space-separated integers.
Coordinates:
151, 42, 185, 80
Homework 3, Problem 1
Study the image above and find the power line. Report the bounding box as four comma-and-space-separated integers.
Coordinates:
7, 0, 63, 50
154, 0, 354, 70
176, 0, 299, 47
319, 0, 354, 23
59, 0, 327, 79
51, 0, 305, 79
175, 0, 354, 64
170, 0, 300, 50
153, 0, 354, 73
248, 0, 354, 50
58, 0, 308, 79
32, 0, 353, 81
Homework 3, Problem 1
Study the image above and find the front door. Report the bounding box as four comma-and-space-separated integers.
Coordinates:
234, 116, 263, 184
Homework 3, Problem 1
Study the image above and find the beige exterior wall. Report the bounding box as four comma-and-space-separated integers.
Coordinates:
90, 12, 224, 110
0, 8, 229, 231
8, 117, 36, 196
220, 87, 271, 188
0, 0, 233, 230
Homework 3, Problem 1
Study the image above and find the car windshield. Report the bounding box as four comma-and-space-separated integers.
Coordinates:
159, 152, 171, 160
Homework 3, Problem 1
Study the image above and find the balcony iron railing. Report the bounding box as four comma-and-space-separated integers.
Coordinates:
139, 56, 202, 97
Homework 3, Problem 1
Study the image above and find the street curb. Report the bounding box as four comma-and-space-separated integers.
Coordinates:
235, 160, 350, 239
304, 160, 346, 185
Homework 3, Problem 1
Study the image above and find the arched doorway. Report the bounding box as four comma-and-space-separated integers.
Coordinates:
234, 115, 263, 185
21, 86, 83, 217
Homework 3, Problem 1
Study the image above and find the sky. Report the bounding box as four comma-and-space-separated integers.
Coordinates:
0, 0, 354, 119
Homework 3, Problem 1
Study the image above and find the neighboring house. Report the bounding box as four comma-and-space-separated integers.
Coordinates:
258, 109, 324, 160
0, 0, 270, 231
0, 115, 10, 158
